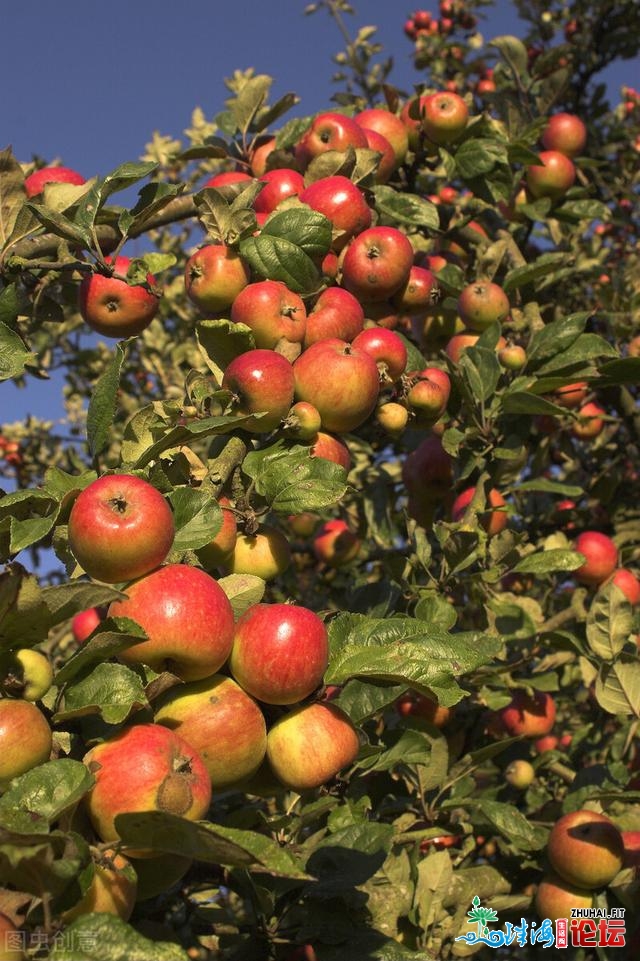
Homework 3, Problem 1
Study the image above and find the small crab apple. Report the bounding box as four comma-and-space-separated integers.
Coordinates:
284, 401, 322, 441
458, 281, 510, 331
498, 690, 556, 738
295, 112, 368, 168
351, 327, 408, 381
547, 810, 624, 889
304, 287, 365, 347
571, 402, 605, 440
313, 519, 361, 568
452, 487, 508, 537
609, 568, 640, 605
0, 699, 52, 788
266, 702, 360, 791
354, 108, 409, 168
226, 526, 291, 581
83, 723, 212, 847
553, 381, 589, 409
541, 113, 587, 157
299, 175, 371, 250
574, 531, 618, 586
254, 167, 305, 215
0, 648, 53, 702
230, 280, 307, 349
79, 256, 159, 338
421, 91, 469, 144
24, 164, 85, 197
526, 150, 576, 200
230, 603, 329, 705
68, 474, 175, 584
498, 344, 527, 370
293, 338, 380, 433
341, 226, 414, 303
504, 759, 535, 789
222, 349, 295, 433
184, 244, 250, 314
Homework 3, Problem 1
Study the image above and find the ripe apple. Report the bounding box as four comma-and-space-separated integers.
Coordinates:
341, 226, 414, 302
68, 474, 175, 584
284, 401, 322, 441
355, 108, 409, 168
293, 338, 380, 433
0, 699, 52, 788
445, 332, 507, 364
79, 255, 159, 338
401, 434, 453, 505
304, 287, 365, 347
391, 265, 439, 314
457, 281, 510, 331
534, 873, 593, 922
553, 381, 589, 409
572, 401, 605, 439
249, 136, 276, 176
0, 912, 25, 960
452, 487, 508, 536
0, 648, 53, 701
541, 113, 587, 157
230, 280, 307, 349
203, 170, 252, 188
295, 112, 368, 168
230, 603, 329, 705
395, 692, 452, 727
155, 674, 267, 789
83, 723, 212, 847
24, 164, 85, 197
184, 244, 250, 314
62, 849, 138, 923
226, 526, 291, 581
266, 702, 360, 791
526, 150, 576, 199
498, 345, 527, 369
609, 568, 640, 605
196, 496, 238, 570
535, 734, 559, 753
574, 530, 618, 586
504, 759, 535, 789
621, 830, 640, 869
110, 564, 235, 682
309, 431, 352, 472
313, 519, 361, 568
359, 126, 396, 182
299, 175, 371, 250
547, 809, 624, 889
222, 348, 295, 433
421, 91, 469, 144
400, 94, 430, 149
254, 168, 305, 215
498, 690, 556, 738
376, 401, 409, 437
405, 369, 449, 421
72, 606, 104, 644
351, 327, 408, 381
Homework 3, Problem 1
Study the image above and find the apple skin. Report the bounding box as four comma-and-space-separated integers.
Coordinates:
402, 434, 453, 506
341, 226, 414, 303
572, 401, 605, 439
254, 168, 305, 215
309, 431, 352, 472
293, 338, 380, 434
83, 723, 212, 848
155, 674, 267, 789
504, 759, 535, 789
110, 564, 235, 682
304, 287, 365, 347
395, 692, 452, 728
498, 345, 527, 370
574, 531, 618, 586
295, 112, 368, 168
498, 690, 556, 738
24, 165, 85, 197
621, 830, 640, 869
68, 474, 175, 584
421, 91, 469, 144
285, 401, 322, 441
72, 606, 104, 644
0, 912, 25, 960
376, 401, 409, 437
184, 244, 250, 314
553, 381, 589, 409
391, 266, 439, 314
222, 349, 295, 433
0, 648, 53, 701
359, 126, 396, 183
0, 699, 52, 789
526, 150, 576, 199
355, 108, 409, 168
352, 327, 408, 382
452, 487, 508, 537
299, 176, 371, 251
62, 850, 138, 923
230, 603, 329, 705
196, 496, 238, 571
226, 526, 291, 581
266, 702, 360, 791
541, 113, 587, 157
249, 136, 276, 177
457, 281, 510, 331
547, 809, 624, 889
79, 255, 159, 338
313, 519, 361, 568
609, 568, 640, 605
445, 333, 507, 364
203, 170, 252, 189
534, 872, 593, 923
230, 280, 306, 349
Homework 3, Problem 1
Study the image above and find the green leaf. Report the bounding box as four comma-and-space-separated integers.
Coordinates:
490, 36, 529, 78
197, 318, 256, 377
260, 206, 332, 258
50, 914, 189, 961
454, 139, 508, 179
595, 654, 640, 717
227, 75, 272, 134
597, 357, 640, 386
501, 391, 568, 416
55, 662, 148, 725
586, 583, 634, 661
513, 549, 584, 575
512, 478, 583, 497
554, 199, 610, 223
0, 147, 27, 250
334, 680, 406, 724
239, 233, 320, 294
26, 202, 93, 247
459, 346, 501, 402
0, 760, 94, 825
41, 581, 124, 626
372, 186, 439, 230
534, 334, 618, 375
355, 728, 436, 773
0, 828, 90, 900
168, 487, 222, 552
74, 161, 157, 231
414, 592, 457, 631
527, 313, 588, 365
275, 115, 313, 149
0, 489, 59, 557
242, 443, 348, 513
118, 181, 182, 237
114, 811, 310, 878
0, 320, 36, 381
503, 252, 567, 294
217, 573, 266, 619
0, 565, 52, 650
87, 341, 127, 459
458, 798, 547, 851
53, 616, 147, 687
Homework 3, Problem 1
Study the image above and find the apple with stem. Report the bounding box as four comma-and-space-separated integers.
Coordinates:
79, 255, 159, 338
226, 526, 291, 581
304, 287, 364, 347
295, 112, 368, 168
457, 281, 510, 331
230, 280, 307, 349
341, 226, 414, 303
421, 91, 469, 144
184, 244, 250, 314
293, 338, 380, 433
351, 327, 408, 381
222, 348, 295, 433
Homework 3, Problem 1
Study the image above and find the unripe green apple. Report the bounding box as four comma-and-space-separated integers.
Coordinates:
0, 699, 52, 789
504, 759, 535, 789
547, 809, 624, 889
0, 649, 53, 701
226, 526, 291, 581
266, 702, 360, 791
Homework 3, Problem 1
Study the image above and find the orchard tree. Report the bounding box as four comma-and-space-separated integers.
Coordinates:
0, 1, 639, 959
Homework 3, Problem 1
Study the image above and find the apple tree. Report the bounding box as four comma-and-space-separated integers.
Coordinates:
0, 0, 639, 959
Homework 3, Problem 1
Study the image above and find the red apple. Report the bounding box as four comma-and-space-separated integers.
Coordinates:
534, 873, 593, 922
541, 113, 587, 157
572, 402, 605, 439
304, 287, 365, 347
155, 675, 267, 789
295, 112, 368, 168
309, 431, 352, 472
391, 265, 439, 314
341, 226, 414, 302
83, 723, 212, 846
421, 91, 469, 144
250, 136, 276, 176
230, 603, 329, 705
68, 474, 175, 584
446, 332, 507, 363
547, 809, 624, 889
184, 244, 250, 314
402, 434, 453, 504
359, 126, 396, 183
79, 255, 159, 338
498, 690, 556, 738
526, 150, 576, 200
574, 531, 618, 586
395, 692, 452, 727
299, 175, 371, 250
71, 606, 104, 643
553, 382, 589, 409
222, 349, 295, 433
203, 170, 252, 189
355, 108, 409, 168
293, 338, 380, 433
313, 519, 361, 568
0, 699, 52, 789
230, 280, 307, 349
110, 564, 235, 682
457, 281, 510, 331
196, 496, 238, 570
621, 830, 640, 869
351, 327, 408, 381
226, 526, 291, 581
452, 487, 508, 536
24, 165, 85, 197
266, 702, 360, 791
609, 568, 640, 605
254, 167, 305, 215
